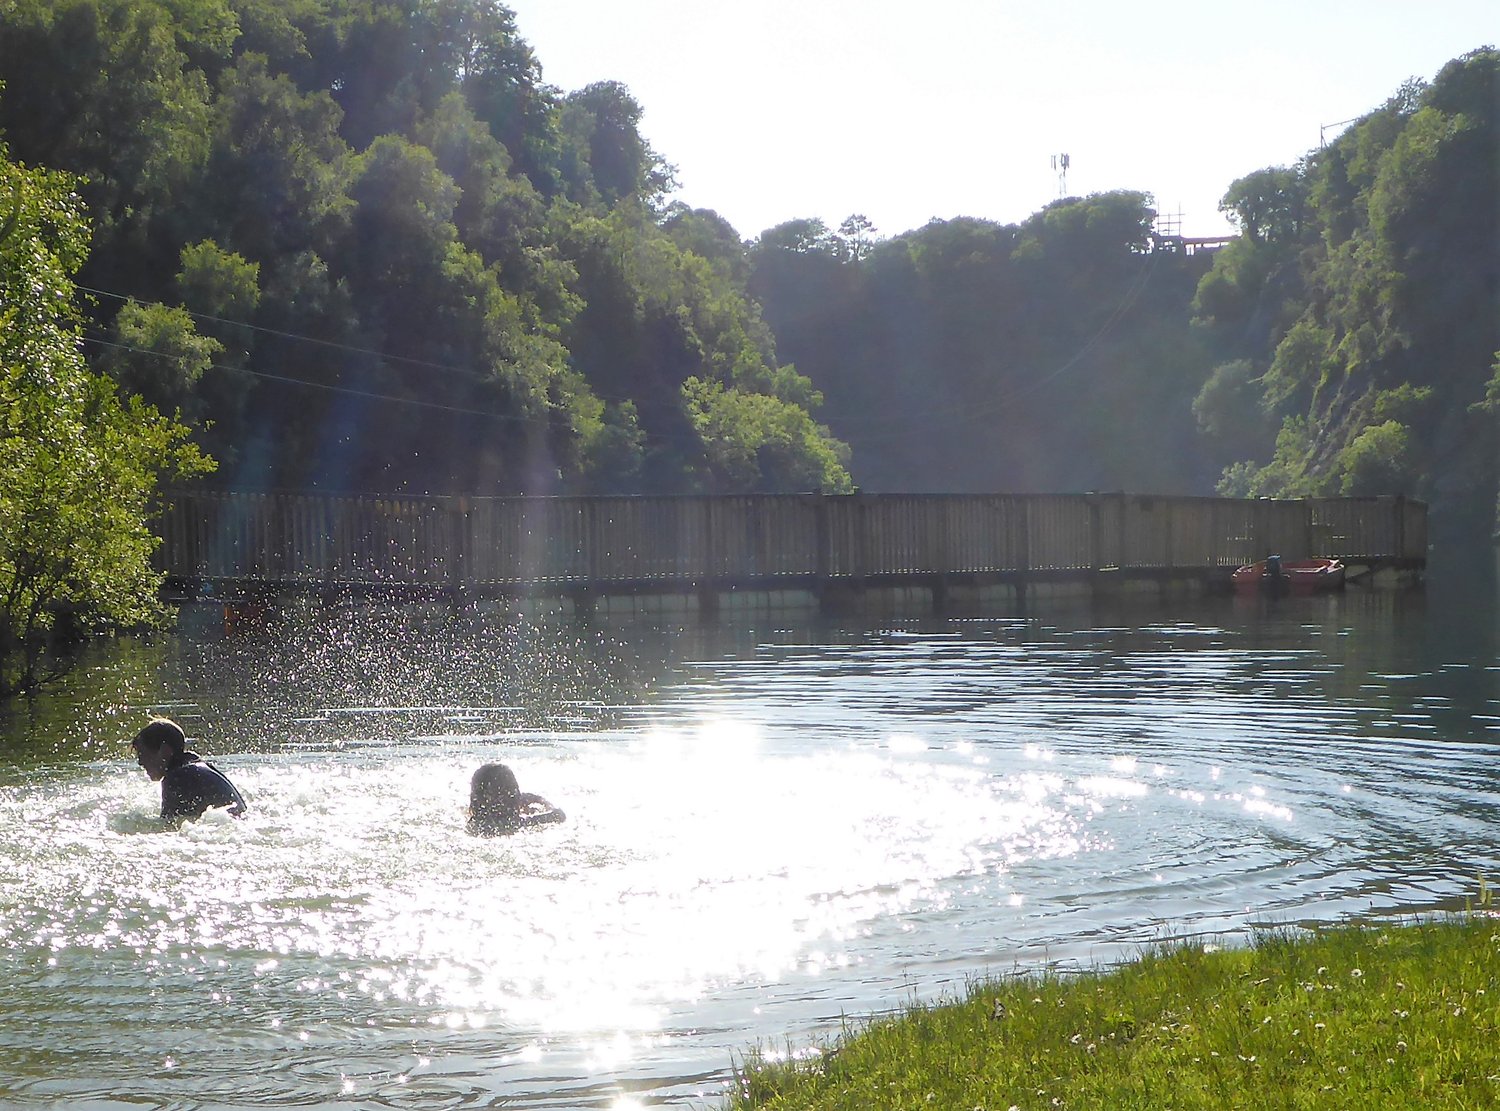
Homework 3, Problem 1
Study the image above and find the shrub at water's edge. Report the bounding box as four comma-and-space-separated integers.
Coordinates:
724, 913, 1500, 1110
0, 149, 213, 699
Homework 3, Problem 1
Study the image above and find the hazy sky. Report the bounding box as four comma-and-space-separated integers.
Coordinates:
503, 1, 1494, 240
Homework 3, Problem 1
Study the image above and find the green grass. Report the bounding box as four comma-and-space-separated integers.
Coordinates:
723, 916, 1500, 1110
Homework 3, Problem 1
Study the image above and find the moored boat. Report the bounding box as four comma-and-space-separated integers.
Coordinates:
1232, 555, 1346, 595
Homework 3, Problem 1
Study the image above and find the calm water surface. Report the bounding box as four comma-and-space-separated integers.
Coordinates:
3, 563, 1500, 1108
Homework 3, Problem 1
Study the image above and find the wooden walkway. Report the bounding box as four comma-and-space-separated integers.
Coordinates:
152, 491, 1427, 613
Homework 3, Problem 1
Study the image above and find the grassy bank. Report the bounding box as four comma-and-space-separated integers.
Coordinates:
725, 916, 1499, 1110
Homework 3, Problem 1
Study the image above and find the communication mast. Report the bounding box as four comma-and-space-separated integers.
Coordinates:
1051, 152, 1071, 199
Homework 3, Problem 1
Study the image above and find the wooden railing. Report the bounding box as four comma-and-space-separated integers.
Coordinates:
152, 490, 1427, 598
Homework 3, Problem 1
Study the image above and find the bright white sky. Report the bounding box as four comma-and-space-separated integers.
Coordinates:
504, 0, 1494, 240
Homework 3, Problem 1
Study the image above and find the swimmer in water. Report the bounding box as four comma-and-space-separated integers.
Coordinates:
131, 717, 247, 825
467, 762, 565, 836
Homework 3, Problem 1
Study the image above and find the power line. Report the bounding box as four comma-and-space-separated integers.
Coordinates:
75, 283, 501, 381
73, 281, 643, 407
79, 334, 543, 420
74, 249, 1159, 448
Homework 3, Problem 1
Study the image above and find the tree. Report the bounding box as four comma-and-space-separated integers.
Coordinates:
756, 217, 841, 256
97, 300, 223, 422
1219, 166, 1308, 244
0, 0, 221, 248
661, 204, 748, 282
0, 151, 212, 698
1192, 359, 1275, 463
1339, 420, 1412, 495
837, 213, 877, 261
195, 52, 354, 264
682, 378, 852, 493
558, 81, 673, 208
1196, 49, 1499, 531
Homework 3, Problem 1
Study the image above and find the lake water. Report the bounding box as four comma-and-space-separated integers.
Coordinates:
3, 557, 1499, 1108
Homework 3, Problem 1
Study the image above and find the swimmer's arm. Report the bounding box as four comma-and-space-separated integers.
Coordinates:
522, 806, 566, 826
518, 794, 566, 826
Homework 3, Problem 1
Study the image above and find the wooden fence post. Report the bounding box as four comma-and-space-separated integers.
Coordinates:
700, 495, 719, 617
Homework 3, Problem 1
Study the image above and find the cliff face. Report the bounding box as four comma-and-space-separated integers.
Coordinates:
1188, 49, 1499, 540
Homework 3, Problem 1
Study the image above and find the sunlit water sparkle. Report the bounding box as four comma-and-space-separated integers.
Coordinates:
3, 586, 1499, 1107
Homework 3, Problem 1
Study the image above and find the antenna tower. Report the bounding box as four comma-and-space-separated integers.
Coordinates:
1051, 152, 1071, 199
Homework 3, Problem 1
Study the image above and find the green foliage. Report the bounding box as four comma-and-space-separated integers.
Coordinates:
725, 916, 1500, 1111
1369, 383, 1432, 426
1192, 359, 1274, 461
177, 239, 261, 319
756, 217, 843, 256
200, 51, 354, 260
1190, 233, 1301, 354
836, 213, 878, 262
1216, 416, 1320, 498
0, 151, 213, 697
0, 0, 219, 234
1339, 420, 1413, 495
551, 202, 850, 492
558, 80, 673, 208
0, 2, 1490, 526
1193, 48, 1500, 530
751, 194, 1215, 494
0, 0, 839, 498
662, 204, 749, 283
1018, 189, 1157, 261
1262, 316, 1332, 411
581, 401, 646, 493
99, 300, 224, 419
682, 378, 851, 493
1219, 166, 1308, 243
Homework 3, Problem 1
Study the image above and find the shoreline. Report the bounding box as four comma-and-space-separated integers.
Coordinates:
723, 913, 1500, 1109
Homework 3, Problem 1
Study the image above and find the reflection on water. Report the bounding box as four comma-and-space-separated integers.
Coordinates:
3, 571, 1500, 1108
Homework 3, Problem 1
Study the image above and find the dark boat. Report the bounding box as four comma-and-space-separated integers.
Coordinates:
1232, 555, 1346, 595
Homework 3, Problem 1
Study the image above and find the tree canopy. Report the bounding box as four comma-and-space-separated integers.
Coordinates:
748, 196, 1217, 494
0, 2, 1493, 535
0, 0, 851, 497
1190, 48, 1498, 536
0, 146, 211, 696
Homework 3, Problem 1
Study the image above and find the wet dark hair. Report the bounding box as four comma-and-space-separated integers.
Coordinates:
468, 762, 521, 833
132, 718, 187, 755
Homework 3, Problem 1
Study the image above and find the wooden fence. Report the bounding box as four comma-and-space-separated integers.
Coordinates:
152, 490, 1427, 603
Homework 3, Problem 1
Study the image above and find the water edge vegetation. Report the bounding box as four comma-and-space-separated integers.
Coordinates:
724, 908, 1499, 1110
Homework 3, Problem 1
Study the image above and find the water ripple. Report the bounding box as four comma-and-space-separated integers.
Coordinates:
2, 595, 1499, 1106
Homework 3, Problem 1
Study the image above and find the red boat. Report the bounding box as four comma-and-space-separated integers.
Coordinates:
1232, 556, 1346, 595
